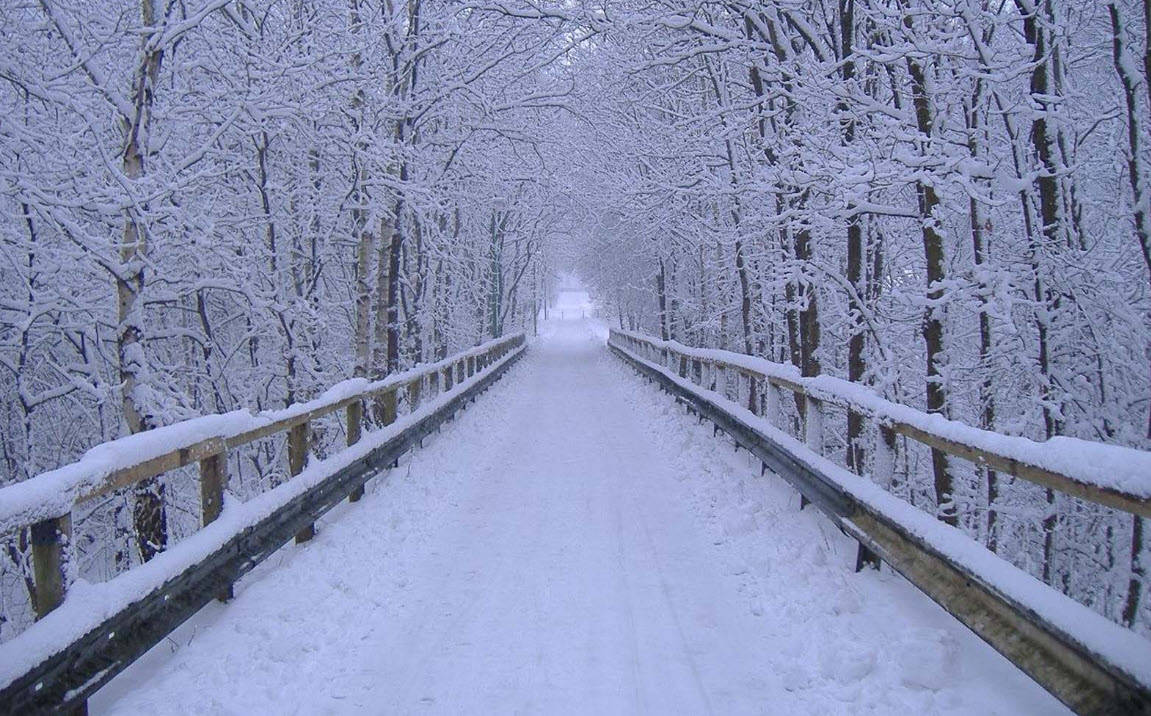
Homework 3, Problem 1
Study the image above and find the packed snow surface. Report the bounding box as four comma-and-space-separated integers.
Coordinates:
94, 316, 1066, 714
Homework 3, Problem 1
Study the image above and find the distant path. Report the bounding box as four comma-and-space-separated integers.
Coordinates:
95, 318, 1065, 715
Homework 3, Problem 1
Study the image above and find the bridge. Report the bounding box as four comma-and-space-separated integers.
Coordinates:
1, 307, 1149, 715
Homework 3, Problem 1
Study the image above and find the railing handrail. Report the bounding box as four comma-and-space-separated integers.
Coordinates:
0, 332, 526, 536
0, 333, 528, 711
607, 329, 1150, 714
610, 328, 1151, 518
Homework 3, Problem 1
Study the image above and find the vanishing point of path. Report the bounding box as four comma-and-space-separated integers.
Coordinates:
95, 317, 1066, 715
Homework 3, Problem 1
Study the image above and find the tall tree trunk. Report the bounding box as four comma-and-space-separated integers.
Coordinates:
353, 212, 374, 378
841, 0, 866, 472
1016, 0, 1067, 582
349, 0, 373, 379
904, 14, 955, 526
794, 213, 820, 379
734, 240, 753, 355
387, 169, 406, 371
373, 215, 393, 377
967, 82, 999, 549
121, 0, 168, 562
656, 258, 670, 341
1110, 0, 1149, 628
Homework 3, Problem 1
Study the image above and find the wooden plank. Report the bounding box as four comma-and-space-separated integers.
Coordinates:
610, 330, 1150, 520
408, 377, 423, 412
199, 451, 227, 525
804, 395, 823, 453
764, 381, 780, 428
80, 436, 227, 503
766, 374, 806, 397
225, 398, 358, 451
199, 451, 232, 601
378, 388, 398, 427
873, 424, 898, 490
888, 420, 1151, 519
347, 401, 364, 503
289, 421, 313, 543
31, 513, 71, 620
3, 337, 526, 543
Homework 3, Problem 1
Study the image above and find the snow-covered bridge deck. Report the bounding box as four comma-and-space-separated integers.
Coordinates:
92, 319, 1064, 715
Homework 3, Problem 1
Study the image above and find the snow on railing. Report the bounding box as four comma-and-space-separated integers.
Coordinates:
608, 328, 1151, 714
610, 328, 1151, 515
0, 333, 526, 628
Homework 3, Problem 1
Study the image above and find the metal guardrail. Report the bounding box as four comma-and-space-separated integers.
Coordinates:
0, 334, 526, 714
609, 329, 1150, 716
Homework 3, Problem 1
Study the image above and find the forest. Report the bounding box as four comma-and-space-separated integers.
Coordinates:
1, 0, 1149, 645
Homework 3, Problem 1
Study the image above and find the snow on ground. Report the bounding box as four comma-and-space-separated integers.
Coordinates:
92, 314, 1067, 715
552, 286, 596, 323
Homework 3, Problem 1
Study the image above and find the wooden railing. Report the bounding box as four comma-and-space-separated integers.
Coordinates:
609, 328, 1151, 716
0, 333, 526, 713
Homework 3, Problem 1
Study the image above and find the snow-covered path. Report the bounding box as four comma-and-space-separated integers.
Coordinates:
95, 317, 1066, 715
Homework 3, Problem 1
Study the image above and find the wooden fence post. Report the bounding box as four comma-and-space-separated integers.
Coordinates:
764, 381, 780, 427
199, 449, 233, 600
31, 513, 71, 620
380, 388, 398, 426
32, 512, 84, 713
347, 401, 364, 502
873, 423, 898, 490
409, 377, 423, 412
800, 395, 823, 511
804, 395, 823, 453
289, 421, 313, 543
199, 452, 227, 525
444, 365, 454, 391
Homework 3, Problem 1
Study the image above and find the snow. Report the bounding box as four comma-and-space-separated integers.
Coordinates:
89, 316, 1066, 714
0, 339, 526, 694
611, 333, 1151, 692
612, 329, 1151, 501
